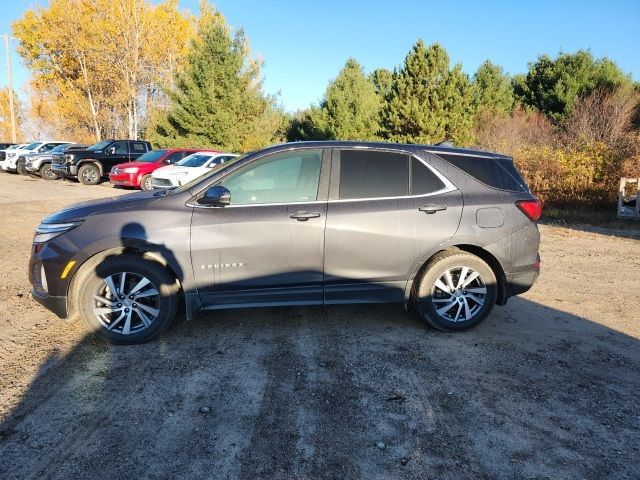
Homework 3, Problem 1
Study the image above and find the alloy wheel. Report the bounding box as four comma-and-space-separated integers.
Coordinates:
92, 272, 161, 335
82, 168, 97, 183
42, 165, 57, 180
431, 266, 487, 323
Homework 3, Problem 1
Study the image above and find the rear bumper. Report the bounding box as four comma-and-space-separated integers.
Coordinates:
506, 268, 539, 296
31, 288, 68, 319
501, 257, 540, 303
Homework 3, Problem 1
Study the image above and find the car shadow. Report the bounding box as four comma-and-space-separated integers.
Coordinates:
1, 296, 638, 479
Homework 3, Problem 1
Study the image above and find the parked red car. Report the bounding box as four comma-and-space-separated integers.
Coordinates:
109, 148, 207, 190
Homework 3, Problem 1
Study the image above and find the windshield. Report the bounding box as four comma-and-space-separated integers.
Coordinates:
135, 150, 167, 162
177, 153, 214, 168
87, 140, 112, 151
23, 143, 40, 150
174, 153, 249, 194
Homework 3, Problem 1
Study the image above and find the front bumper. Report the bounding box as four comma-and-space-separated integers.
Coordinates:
109, 172, 138, 187
150, 177, 180, 189
1, 161, 16, 172
31, 288, 68, 319
25, 162, 40, 172
28, 237, 79, 319
51, 164, 77, 176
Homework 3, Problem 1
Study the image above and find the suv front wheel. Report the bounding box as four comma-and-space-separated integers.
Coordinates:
39, 163, 59, 180
415, 251, 498, 331
77, 254, 179, 344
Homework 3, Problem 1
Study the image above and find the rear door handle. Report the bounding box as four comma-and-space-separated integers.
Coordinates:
290, 211, 321, 221
419, 204, 447, 214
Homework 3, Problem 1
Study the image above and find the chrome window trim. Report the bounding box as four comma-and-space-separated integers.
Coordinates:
188, 147, 458, 209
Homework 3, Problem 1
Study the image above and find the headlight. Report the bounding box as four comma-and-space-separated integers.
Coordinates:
8, 153, 16, 158
123, 167, 139, 173
34, 221, 83, 243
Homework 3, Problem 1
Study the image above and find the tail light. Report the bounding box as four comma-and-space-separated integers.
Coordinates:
516, 199, 542, 221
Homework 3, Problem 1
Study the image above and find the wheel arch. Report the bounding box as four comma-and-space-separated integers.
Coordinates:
66, 246, 184, 320
405, 244, 508, 309
77, 159, 103, 176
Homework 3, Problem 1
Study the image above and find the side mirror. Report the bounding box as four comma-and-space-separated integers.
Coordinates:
107, 146, 116, 155
197, 186, 231, 207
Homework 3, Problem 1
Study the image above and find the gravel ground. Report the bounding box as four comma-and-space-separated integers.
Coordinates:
0, 172, 639, 479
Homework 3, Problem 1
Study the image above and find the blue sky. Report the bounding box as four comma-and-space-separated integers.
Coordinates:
2, 0, 639, 112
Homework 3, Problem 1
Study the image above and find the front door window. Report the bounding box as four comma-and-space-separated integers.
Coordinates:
220, 150, 323, 205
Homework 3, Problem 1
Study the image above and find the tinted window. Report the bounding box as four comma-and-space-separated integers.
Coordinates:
339, 150, 408, 199
439, 154, 527, 192
165, 151, 187, 164
412, 158, 446, 194
131, 142, 146, 153
113, 142, 127, 154
222, 150, 322, 205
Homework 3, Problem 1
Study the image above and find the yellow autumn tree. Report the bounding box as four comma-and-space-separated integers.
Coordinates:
12, 0, 194, 142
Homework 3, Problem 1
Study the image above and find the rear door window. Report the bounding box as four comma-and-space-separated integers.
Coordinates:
411, 158, 446, 195
339, 150, 409, 199
131, 142, 147, 153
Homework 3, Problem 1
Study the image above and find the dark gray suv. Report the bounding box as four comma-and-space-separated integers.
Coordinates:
29, 141, 541, 344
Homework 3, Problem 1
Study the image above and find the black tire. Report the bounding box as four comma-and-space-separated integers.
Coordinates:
39, 163, 59, 180
415, 251, 498, 331
16, 161, 29, 175
140, 174, 152, 191
77, 254, 179, 344
78, 163, 101, 185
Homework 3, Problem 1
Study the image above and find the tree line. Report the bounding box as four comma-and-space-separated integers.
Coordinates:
8, 0, 640, 206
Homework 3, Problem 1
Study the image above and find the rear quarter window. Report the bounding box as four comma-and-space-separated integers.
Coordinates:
438, 153, 528, 192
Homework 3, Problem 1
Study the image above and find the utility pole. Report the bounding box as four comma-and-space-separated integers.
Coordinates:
2, 34, 17, 143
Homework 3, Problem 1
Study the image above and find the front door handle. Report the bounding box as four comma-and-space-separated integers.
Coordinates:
419, 204, 447, 214
290, 211, 321, 221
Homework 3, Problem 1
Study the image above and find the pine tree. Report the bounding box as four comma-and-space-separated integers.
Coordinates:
148, 7, 281, 151
371, 68, 393, 98
380, 41, 475, 146
513, 50, 632, 120
472, 60, 514, 116
317, 58, 381, 141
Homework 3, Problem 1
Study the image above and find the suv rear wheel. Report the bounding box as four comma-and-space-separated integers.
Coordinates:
77, 254, 179, 344
415, 251, 497, 331
78, 163, 101, 185
39, 163, 59, 180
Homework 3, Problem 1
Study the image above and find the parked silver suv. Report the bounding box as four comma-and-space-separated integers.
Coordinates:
29, 141, 541, 344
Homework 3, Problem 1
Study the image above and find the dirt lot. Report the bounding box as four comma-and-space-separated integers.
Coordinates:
0, 172, 639, 479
